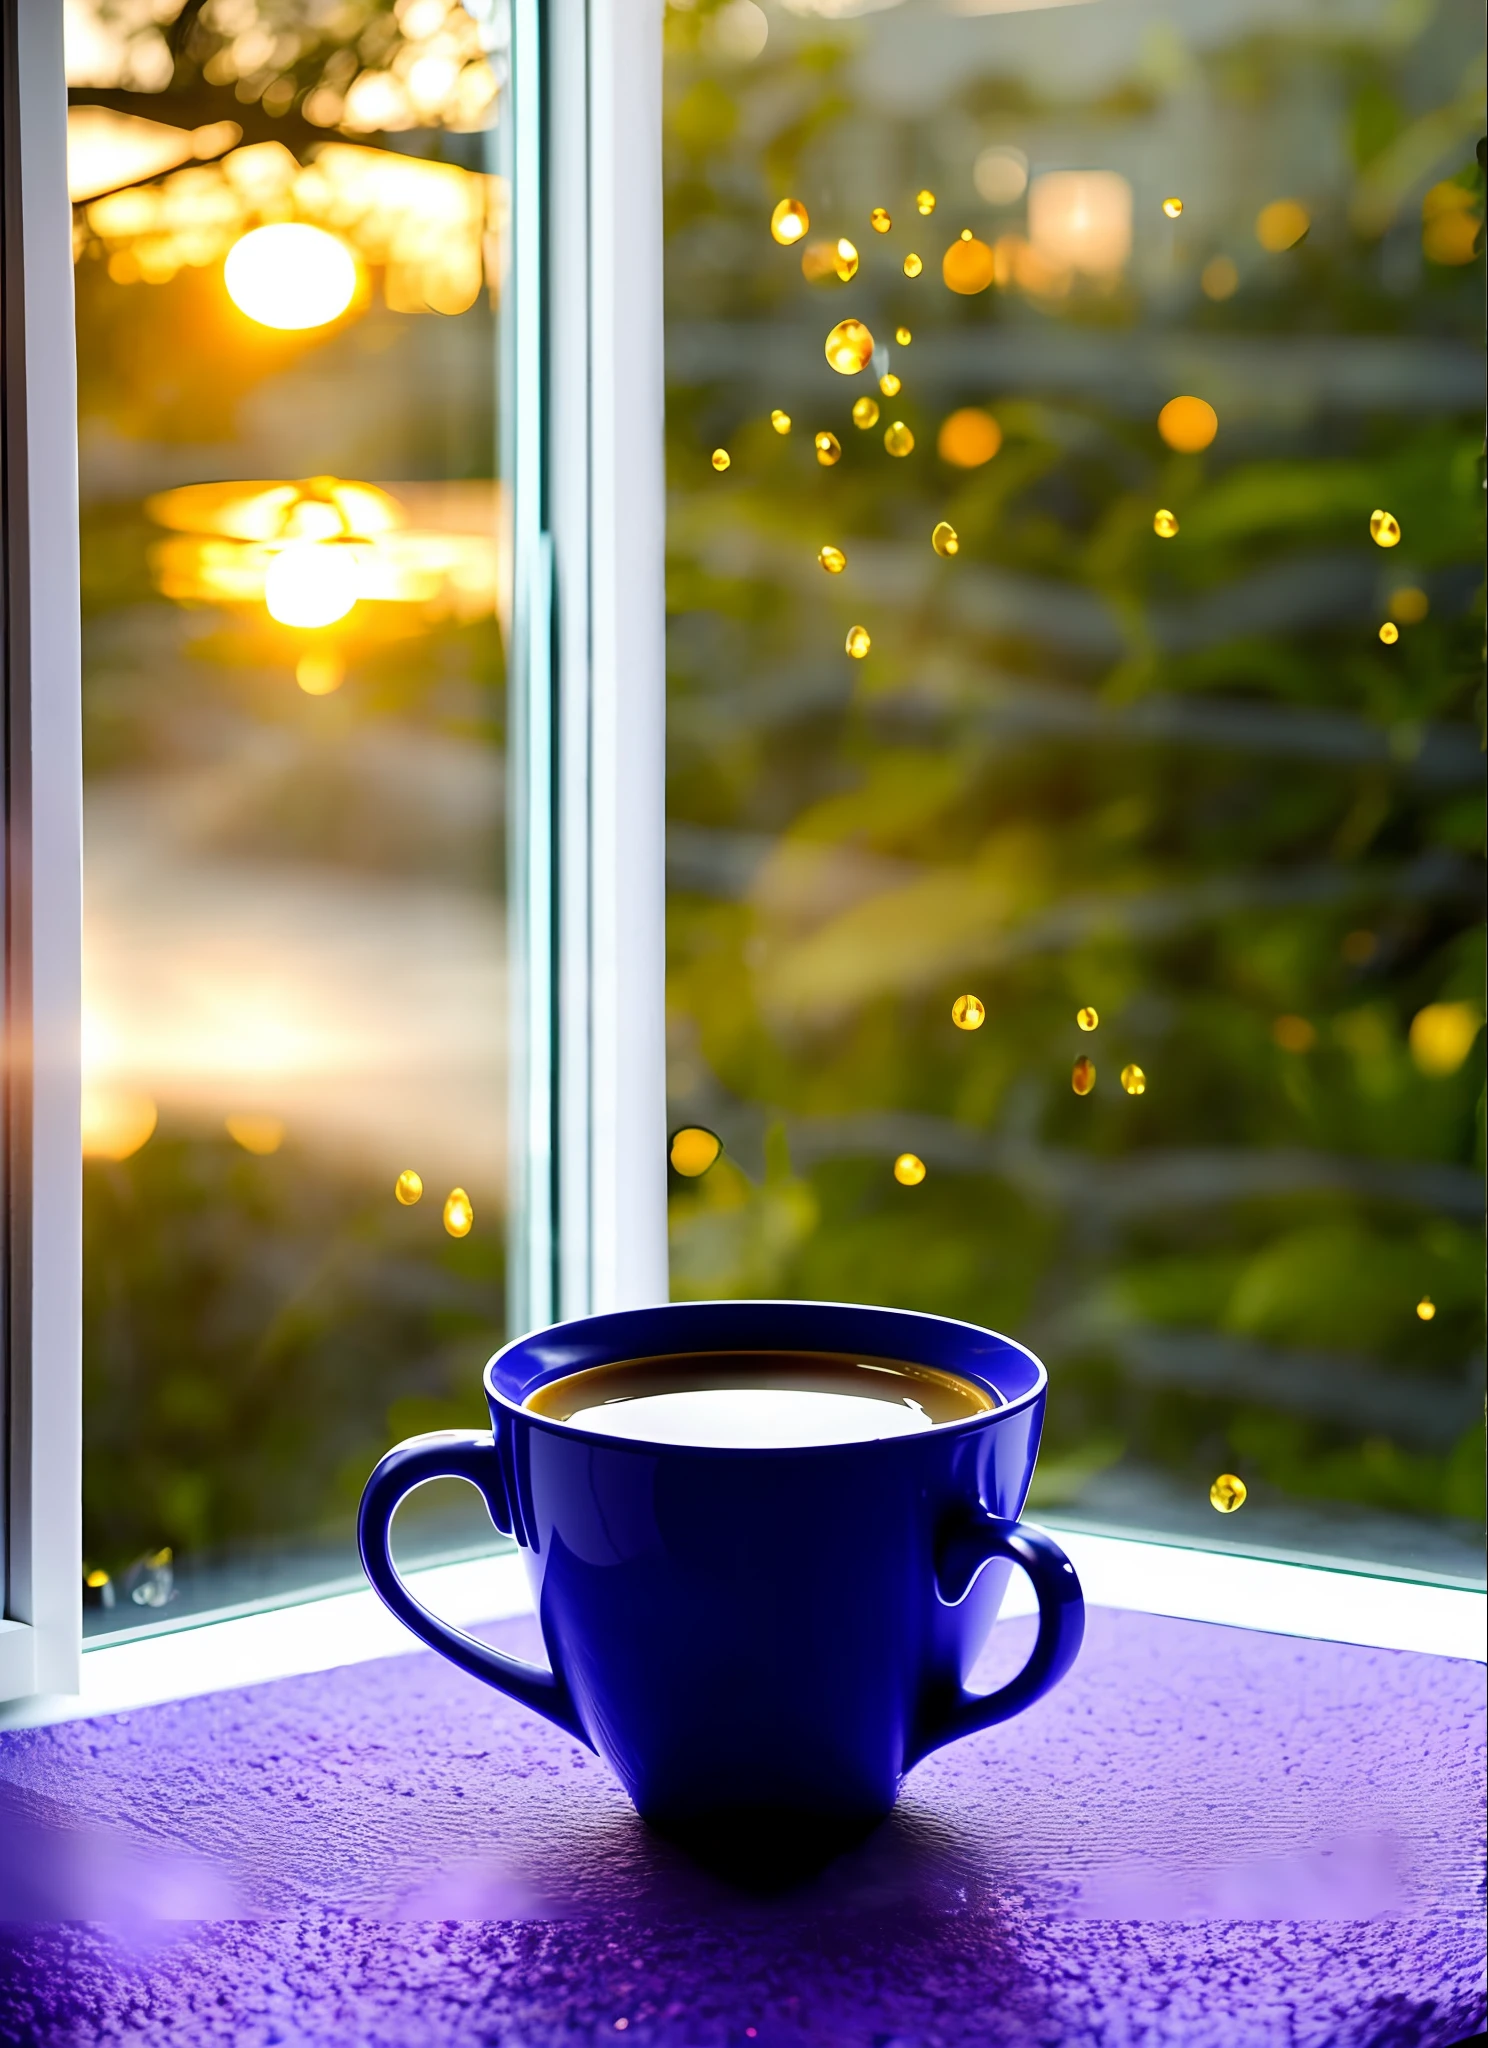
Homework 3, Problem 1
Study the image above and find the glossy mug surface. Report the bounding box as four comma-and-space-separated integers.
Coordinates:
358, 1300, 1085, 1829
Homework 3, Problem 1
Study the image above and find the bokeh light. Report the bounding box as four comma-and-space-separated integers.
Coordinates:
942, 231, 994, 294
938, 409, 1002, 467
264, 541, 359, 628
443, 1187, 474, 1237
824, 318, 874, 374
395, 1169, 424, 1205
1210, 1473, 1248, 1512
670, 1127, 723, 1176
771, 197, 809, 244
1157, 395, 1218, 451
894, 1152, 927, 1184
224, 222, 358, 331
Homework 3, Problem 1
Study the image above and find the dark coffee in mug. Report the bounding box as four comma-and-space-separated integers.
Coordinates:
524, 1349, 998, 1448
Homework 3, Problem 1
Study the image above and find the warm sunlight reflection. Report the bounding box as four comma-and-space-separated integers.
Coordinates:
1027, 171, 1132, 278
264, 542, 360, 627
81, 1086, 158, 1162
224, 222, 359, 331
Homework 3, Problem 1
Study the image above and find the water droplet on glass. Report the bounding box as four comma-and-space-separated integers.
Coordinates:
1370, 508, 1401, 547
1077, 1006, 1099, 1030
870, 206, 892, 233
443, 1187, 474, 1237
824, 318, 874, 374
951, 993, 985, 1030
942, 234, 995, 294
670, 1126, 723, 1177
1157, 396, 1218, 452
879, 372, 901, 397
852, 395, 880, 429
1153, 508, 1179, 538
895, 325, 912, 345
1378, 621, 1399, 644
395, 1168, 423, 1205
771, 197, 809, 245
884, 421, 914, 457
894, 1152, 927, 1185
916, 190, 936, 216
1209, 1473, 1247, 1513
815, 431, 842, 466
932, 521, 959, 557
770, 408, 792, 434
1120, 1064, 1146, 1095
1072, 1056, 1096, 1095
1415, 1295, 1436, 1320
711, 449, 731, 472
834, 237, 859, 281
845, 624, 871, 658
902, 253, 923, 278
1162, 196, 1183, 218
818, 544, 847, 573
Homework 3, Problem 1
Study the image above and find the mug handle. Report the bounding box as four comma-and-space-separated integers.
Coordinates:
915, 1515, 1085, 1762
358, 1430, 587, 1745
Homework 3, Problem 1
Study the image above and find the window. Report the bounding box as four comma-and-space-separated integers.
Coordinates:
69, 0, 517, 1635
0, 0, 1481, 1708
661, 0, 1485, 1580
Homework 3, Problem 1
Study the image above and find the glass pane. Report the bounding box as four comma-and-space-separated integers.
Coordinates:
71, 0, 513, 1633
663, 0, 1484, 1580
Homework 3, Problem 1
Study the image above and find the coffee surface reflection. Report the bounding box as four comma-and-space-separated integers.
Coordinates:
524, 1350, 997, 1448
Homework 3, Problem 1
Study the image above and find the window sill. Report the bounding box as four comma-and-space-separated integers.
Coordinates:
3, 1526, 1481, 1731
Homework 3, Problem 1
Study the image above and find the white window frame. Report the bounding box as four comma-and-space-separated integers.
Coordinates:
0, 0, 1481, 1716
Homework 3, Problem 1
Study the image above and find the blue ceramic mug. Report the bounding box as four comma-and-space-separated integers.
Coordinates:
359, 1300, 1084, 1830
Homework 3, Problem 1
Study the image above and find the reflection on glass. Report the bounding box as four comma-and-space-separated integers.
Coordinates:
663, 0, 1485, 1580
71, 0, 510, 1629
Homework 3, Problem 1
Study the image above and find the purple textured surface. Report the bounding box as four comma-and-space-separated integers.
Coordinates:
0, 1606, 1482, 2048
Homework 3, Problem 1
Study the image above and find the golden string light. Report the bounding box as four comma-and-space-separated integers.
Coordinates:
1072, 1056, 1096, 1095
845, 624, 871, 658
1379, 621, 1399, 644
884, 421, 914, 457
931, 521, 959, 557
879, 372, 901, 397
1077, 1006, 1099, 1030
938, 409, 1001, 468
894, 1152, 927, 1185
825, 318, 875, 374
1210, 1473, 1247, 1513
1162, 196, 1183, 218
895, 325, 912, 345
443, 1187, 474, 1237
771, 197, 809, 244
815, 431, 842, 467
870, 206, 892, 233
395, 1169, 424, 1205
852, 396, 880, 429
1154, 509, 1179, 538
1370, 509, 1401, 547
834, 238, 860, 281
818, 545, 847, 574
902, 253, 923, 278
1157, 396, 1218, 452
670, 1126, 723, 1177
771, 409, 792, 434
1415, 1296, 1436, 1321
711, 449, 731, 472
1120, 1064, 1146, 1095
943, 230, 995, 295
951, 994, 985, 1030
916, 190, 936, 215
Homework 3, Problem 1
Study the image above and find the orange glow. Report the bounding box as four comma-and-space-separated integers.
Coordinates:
937, 409, 1002, 468
82, 1087, 158, 1161
1157, 396, 1218, 452
942, 233, 995, 295
1028, 170, 1132, 277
